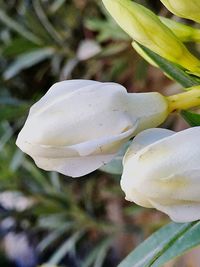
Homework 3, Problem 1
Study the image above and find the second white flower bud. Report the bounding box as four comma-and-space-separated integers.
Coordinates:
121, 127, 200, 222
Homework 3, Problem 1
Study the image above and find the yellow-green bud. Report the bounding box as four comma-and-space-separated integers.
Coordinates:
102, 0, 200, 76
160, 0, 200, 24
160, 17, 200, 43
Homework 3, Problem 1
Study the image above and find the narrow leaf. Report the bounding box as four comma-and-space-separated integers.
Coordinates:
82, 238, 112, 267
137, 44, 200, 87
48, 231, 84, 265
0, 10, 42, 45
118, 222, 194, 267
181, 110, 200, 126
0, 105, 29, 120
151, 221, 200, 267
3, 48, 54, 79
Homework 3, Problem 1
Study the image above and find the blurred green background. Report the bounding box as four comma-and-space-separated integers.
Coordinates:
0, 1, 191, 267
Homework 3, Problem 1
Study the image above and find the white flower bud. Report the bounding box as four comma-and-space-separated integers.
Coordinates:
16, 80, 168, 177
121, 127, 200, 222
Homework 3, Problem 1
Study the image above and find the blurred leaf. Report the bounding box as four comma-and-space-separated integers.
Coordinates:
0, 121, 13, 150
25, 10, 53, 42
48, 231, 84, 265
118, 222, 196, 267
38, 223, 73, 252
3, 48, 54, 79
0, 104, 29, 120
33, 0, 63, 46
38, 214, 71, 230
94, 238, 112, 267
82, 238, 113, 267
181, 110, 200, 126
3, 38, 40, 57
99, 43, 128, 57
10, 149, 24, 172
49, 0, 66, 14
22, 159, 51, 189
0, 9, 42, 45
0, 96, 24, 105
85, 18, 129, 42
137, 44, 200, 87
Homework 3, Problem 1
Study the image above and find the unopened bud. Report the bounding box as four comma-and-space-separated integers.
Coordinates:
102, 0, 200, 75
161, 0, 200, 24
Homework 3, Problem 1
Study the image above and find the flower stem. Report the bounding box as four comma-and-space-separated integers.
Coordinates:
167, 86, 200, 112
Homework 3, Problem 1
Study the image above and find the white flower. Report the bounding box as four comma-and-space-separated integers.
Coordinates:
121, 127, 200, 222
16, 80, 168, 177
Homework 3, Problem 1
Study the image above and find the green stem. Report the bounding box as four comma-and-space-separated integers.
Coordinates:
167, 86, 200, 112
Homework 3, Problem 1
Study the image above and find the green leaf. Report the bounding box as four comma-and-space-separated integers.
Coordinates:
3, 48, 54, 79
0, 9, 42, 45
33, 0, 63, 46
49, 0, 66, 14
48, 231, 84, 265
93, 238, 112, 267
100, 142, 131, 175
151, 221, 200, 267
3, 38, 40, 57
0, 104, 29, 121
137, 44, 200, 87
181, 110, 200, 126
82, 238, 113, 267
118, 222, 197, 267
85, 18, 129, 42
37, 224, 73, 252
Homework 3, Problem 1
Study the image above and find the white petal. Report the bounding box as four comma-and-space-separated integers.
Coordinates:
127, 93, 169, 132
17, 121, 137, 157
123, 127, 200, 187
123, 128, 174, 164
124, 188, 153, 208
72, 125, 137, 156
149, 199, 200, 223
17, 124, 137, 178
30, 80, 101, 113
34, 154, 116, 178
140, 169, 200, 202
121, 128, 175, 199
20, 81, 130, 147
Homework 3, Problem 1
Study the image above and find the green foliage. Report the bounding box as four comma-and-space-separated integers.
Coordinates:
137, 44, 200, 87
181, 110, 200, 126
118, 222, 200, 267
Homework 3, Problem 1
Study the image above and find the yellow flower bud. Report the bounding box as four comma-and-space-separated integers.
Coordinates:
160, 0, 200, 23
160, 17, 200, 43
102, 0, 200, 75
